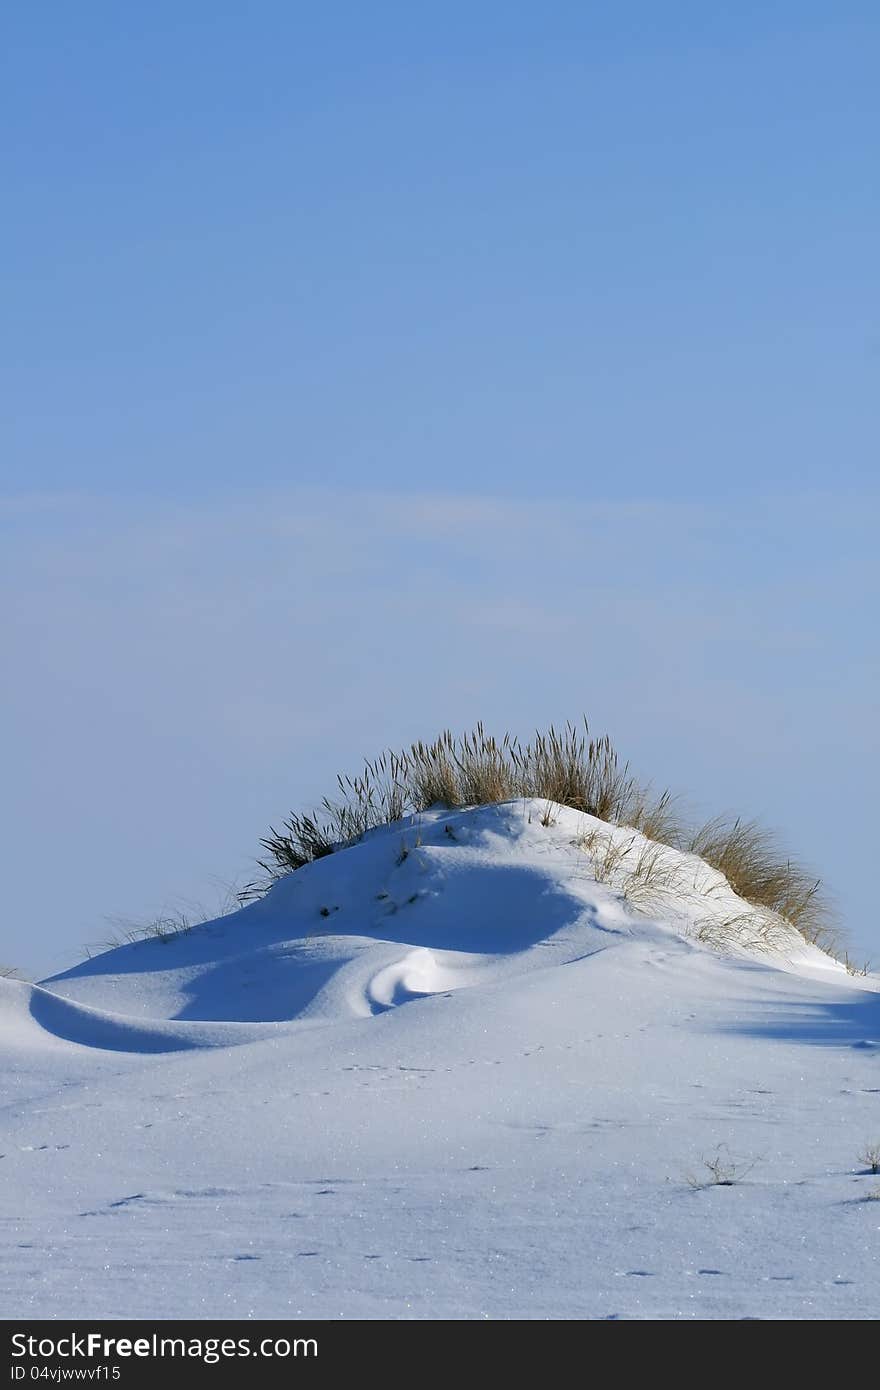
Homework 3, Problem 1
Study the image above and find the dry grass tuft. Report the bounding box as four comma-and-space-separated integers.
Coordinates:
619, 843, 692, 913
843, 953, 872, 978
686, 1145, 760, 1188
687, 816, 833, 950
858, 1142, 880, 1175
688, 910, 793, 956
626, 788, 686, 845
84, 885, 243, 958
575, 827, 637, 885
248, 718, 836, 954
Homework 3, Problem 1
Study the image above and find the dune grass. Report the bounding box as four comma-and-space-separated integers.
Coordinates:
253, 723, 651, 878
686, 816, 828, 948
248, 719, 834, 951
83, 885, 244, 958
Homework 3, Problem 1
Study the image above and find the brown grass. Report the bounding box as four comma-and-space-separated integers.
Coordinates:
687, 816, 832, 950
247, 718, 835, 952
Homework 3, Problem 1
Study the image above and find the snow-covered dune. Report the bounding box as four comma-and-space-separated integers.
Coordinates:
2, 802, 878, 1319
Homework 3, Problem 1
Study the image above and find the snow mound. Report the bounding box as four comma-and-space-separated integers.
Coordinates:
4, 801, 880, 1320
39, 802, 835, 1041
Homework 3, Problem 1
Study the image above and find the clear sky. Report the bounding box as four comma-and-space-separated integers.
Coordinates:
3, 3, 878, 975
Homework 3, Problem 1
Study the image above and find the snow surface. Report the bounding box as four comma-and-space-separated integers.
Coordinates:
2, 802, 879, 1320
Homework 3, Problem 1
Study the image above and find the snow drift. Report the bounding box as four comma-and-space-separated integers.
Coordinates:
2, 802, 878, 1319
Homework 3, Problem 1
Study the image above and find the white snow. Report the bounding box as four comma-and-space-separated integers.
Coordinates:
2, 801, 879, 1319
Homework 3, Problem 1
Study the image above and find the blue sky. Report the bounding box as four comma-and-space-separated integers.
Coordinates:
3, 4, 878, 973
